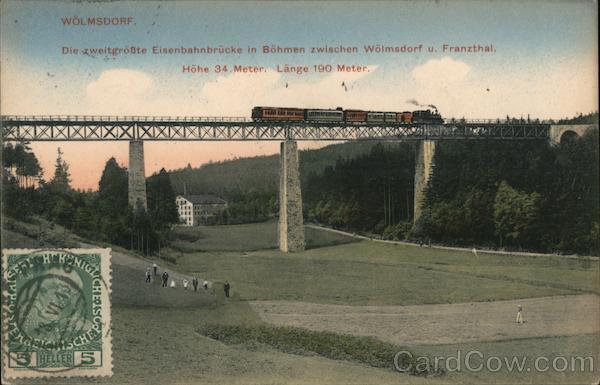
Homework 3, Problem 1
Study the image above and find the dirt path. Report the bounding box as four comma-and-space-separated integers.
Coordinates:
250, 294, 599, 346
79, 241, 210, 284
306, 224, 599, 261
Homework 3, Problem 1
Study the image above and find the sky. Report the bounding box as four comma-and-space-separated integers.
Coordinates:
1, 0, 598, 190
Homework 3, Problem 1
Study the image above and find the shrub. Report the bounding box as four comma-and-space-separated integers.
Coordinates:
198, 324, 443, 377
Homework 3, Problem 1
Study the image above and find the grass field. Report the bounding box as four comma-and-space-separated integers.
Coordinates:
8, 305, 443, 385
170, 220, 355, 252
4, 218, 599, 385
412, 333, 599, 384
166, 223, 597, 305
10, 305, 598, 385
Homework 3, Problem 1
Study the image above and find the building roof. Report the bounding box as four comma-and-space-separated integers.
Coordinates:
179, 194, 227, 205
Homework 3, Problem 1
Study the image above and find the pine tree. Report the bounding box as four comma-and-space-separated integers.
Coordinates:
147, 168, 179, 229
94, 157, 131, 246
49, 147, 71, 193
97, 157, 128, 215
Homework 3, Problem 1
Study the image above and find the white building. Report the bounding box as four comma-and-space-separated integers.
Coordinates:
176, 195, 227, 226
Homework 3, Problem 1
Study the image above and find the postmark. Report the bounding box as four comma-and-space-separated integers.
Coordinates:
2, 248, 112, 378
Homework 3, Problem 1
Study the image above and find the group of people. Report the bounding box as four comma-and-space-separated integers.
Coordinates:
144, 262, 231, 297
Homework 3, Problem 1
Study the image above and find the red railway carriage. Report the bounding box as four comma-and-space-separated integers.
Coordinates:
344, 109, 367, 122
252, 107, 305, 121
398, 111, 413, 123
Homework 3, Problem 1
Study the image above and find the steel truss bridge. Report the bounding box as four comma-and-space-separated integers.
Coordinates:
1, 115, 550, 141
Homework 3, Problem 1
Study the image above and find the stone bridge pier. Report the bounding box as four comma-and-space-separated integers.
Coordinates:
128, 140, 147, 212
413, 140, 436, 223
279, 140, 305, 252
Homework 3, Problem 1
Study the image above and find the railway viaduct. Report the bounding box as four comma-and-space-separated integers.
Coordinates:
1, 116, 595, 252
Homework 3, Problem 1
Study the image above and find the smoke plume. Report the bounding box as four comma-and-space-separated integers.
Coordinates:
406, 99, 437, 111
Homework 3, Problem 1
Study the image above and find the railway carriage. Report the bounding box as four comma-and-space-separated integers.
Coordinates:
364, 112, 397, 123
384, 112, 397, 122
344, 109, 367, 122
398, 111, 413, 123
366, 112, 385, 123
306, 109, 344, 122
251, 107, 304, 121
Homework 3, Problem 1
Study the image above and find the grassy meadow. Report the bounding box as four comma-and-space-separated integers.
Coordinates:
4, 219, 599, 385
165, 222, 598, 305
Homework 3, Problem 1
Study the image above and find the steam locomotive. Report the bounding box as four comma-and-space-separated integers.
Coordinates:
251, 106, 443, 124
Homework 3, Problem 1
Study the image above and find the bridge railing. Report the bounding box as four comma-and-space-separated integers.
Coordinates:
444, 118, 556, 124
1, 115, 252, 122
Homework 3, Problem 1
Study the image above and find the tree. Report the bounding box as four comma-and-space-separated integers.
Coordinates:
48, 147, 71, 193
147, 168, 179, 229
51, 196, 76, 228
73, 205, 96, 236
493, 181, 540, 248
96, 157, 128, 216
37, 147, 75, 225
2, 175, 38, 220
3, 142, 43, 188
92, 158, 131, 246
22, 151, 43, 188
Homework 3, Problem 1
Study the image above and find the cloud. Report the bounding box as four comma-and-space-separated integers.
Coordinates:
86, 69, 153, 96
85, 69, 154, 114
411, 57, 471, 86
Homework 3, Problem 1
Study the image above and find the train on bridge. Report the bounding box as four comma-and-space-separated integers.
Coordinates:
251, 106, 443, 124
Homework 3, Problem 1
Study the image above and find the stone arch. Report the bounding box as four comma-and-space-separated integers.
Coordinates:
559, 130, 579, 145
549, 124, 595, 145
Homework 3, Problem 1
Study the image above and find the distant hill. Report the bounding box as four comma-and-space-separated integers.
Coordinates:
166, 141, 387, 197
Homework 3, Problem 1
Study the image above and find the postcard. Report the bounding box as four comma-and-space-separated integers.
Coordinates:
1, 1, 598, 384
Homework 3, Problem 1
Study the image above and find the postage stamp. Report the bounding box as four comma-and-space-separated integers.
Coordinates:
2, 248, 112, 378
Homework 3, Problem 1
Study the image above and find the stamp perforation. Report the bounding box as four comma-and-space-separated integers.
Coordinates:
2, 248, 113, 379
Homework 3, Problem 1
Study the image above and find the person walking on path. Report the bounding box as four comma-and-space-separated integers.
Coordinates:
516, 305, 524, 324
162, 271, 169, 288
183, 279, 189, 291
224, 281, 231, 297
153, 262, 158, 276
170, 279, 176, 289
192, 278, 199, 292
472, 247, 478, 257
145, 269, 151, 284
203, 280, 209, 290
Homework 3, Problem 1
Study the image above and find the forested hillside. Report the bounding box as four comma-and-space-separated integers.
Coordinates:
3, 145, 179, 255
417, 128, 598, 254
304, 143, 415, 234
166, 142, 383, 223
168, 141, 381, 195
166, 125, 598, 255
